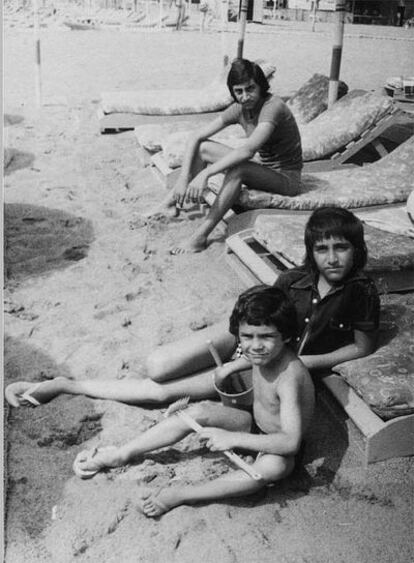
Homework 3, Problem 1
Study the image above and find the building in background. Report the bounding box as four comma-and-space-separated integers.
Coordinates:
267, 0, 414, 25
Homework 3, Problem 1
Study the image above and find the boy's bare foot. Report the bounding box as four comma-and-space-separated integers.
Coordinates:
73, 446, 121, 479
137, 487, 181, 517
142, 204, 180, 222
5, 377, 68, 407
170, 235, 207, 255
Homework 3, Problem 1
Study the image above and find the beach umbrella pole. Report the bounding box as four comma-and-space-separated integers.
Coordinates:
33, 0, 42, 107
328, 0, 345, 107
236, 0, 248, 58
221, 0, 229, 68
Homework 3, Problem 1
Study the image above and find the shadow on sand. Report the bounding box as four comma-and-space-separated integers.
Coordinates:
4, 203, 94, 282
4, 148, 35, 175
4, 335, 104, 537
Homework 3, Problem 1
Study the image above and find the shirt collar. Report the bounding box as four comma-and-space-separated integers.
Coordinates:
291, 269, 368, 291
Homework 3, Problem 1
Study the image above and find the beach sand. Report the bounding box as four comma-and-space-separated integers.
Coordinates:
3, 15, 414, 563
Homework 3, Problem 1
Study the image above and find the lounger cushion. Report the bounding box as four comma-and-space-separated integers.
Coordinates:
286, 73, 348, 125
101, 61, 276, 115
207, 136, 414, 210
333, 293, 414, 420
301, 90, 394, 160
253, 212, 414, 275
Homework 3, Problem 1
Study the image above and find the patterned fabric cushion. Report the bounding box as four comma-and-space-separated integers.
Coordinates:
333, 293, 414, 420
301, 90, 394, 161
253, 212, 414, 274
286, 73, 348, 125
101, 61, 276, 115
209, 135, 414, 210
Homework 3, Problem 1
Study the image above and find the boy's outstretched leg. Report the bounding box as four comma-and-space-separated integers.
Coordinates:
137, 452, 295, 517
5, 368, 219, 408
73, 401, 251, 479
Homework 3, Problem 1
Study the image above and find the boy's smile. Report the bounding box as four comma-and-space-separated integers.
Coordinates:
312, 236, 354, 284
238, 322, 286, 366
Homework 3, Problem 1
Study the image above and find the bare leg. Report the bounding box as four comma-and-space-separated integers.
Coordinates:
139, 453, 295, 517
6, 321, 235, 407
74, 401, 252, 475
173, 160, 298, 253
5, 367, 220, 408
144, 141, 231, 220
146, 319, 235, 382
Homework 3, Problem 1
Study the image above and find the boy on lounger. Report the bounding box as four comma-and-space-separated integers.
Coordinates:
72, 286, 315, 517
150, 58, 302, 254
5, 207, 379, 409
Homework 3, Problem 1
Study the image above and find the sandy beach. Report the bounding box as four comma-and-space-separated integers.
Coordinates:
3, 12, 414, 563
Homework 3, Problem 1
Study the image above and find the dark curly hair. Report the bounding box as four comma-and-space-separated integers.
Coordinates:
304, 207, 367, 275
229, 285, 297, 341
227, 58, 270, 102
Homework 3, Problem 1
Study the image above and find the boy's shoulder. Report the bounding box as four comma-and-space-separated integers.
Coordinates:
274, 348, 311, 387
274, 267, 312, 290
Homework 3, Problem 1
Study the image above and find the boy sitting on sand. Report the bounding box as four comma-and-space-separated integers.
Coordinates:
5, 206, 379, 408
72, 286, 315, 517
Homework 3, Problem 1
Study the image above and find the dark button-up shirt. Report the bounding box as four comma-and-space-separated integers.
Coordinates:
274, 267, 380, 355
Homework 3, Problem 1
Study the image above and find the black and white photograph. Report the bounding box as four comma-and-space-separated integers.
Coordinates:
3, 0, 414, 561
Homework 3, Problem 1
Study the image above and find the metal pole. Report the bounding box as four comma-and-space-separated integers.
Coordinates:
33, 0, 42, 107
237, 0, 248, 58
328, 0, 345, 108
159, 0, 163, 27
221, 0, 229, 68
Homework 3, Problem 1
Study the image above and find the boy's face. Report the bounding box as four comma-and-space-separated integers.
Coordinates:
238, 322, 286, 366
232, 79, 262, 109
312, 236, 354, 284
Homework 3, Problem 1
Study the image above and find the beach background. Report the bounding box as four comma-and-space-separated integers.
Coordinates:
3, 7, 414, 562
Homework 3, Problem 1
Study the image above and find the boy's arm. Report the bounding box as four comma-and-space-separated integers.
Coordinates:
300, 328, 377, 371
203, 376, 305, 457
213, 356, 251, 386
174, 116, 227, 207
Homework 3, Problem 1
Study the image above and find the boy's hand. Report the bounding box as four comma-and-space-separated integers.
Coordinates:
186, 171, 208, 204
201, 428, 238, 452
173, 178, 189, 208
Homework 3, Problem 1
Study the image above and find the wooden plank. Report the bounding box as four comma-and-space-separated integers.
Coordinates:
366, 414, 414, 464
226, 231, 280, 286
333, 110, 401, 164
150, 153, 181, 189
322, 374, 384, 437
225, 252, 260, 287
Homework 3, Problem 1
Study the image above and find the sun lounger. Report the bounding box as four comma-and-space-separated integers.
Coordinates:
225, 206, 414, 292
98, 60, 276, 133
327, 292, 414, 465
208, 135, 414, 212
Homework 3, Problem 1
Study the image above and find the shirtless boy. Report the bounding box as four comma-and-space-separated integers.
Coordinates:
72, 286, 315, 517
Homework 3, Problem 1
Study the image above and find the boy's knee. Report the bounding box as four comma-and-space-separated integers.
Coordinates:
145, 350, 169, 382
199, 141, 212, 161
186, 401, 216, 425
257, 454, 295, 483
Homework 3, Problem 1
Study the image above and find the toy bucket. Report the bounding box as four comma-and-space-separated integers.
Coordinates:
213, 369, 253, 408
